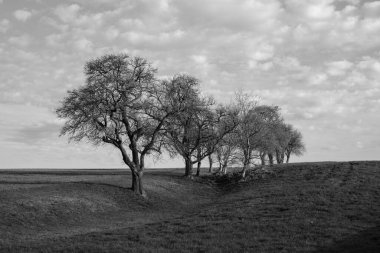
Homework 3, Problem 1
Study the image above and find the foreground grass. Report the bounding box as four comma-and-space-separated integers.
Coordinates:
0, 162, 379, 252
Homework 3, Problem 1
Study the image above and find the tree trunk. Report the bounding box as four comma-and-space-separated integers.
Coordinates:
275, 150, 281, 164
280, 152, 285, 164
185, 158, 193, 177
241, 166, 247, 178
208, 155, 213, 173
222, 164, 228, 174
241, 160, 249, 178
286, 153, 290, 163
196, 160, 201, 176
218, 163, 222, 173
131, 170, 146, 197
268, 153, 274, 165
260, 153, 266, 165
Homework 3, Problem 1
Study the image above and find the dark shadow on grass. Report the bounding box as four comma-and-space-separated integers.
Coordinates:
71, 181, 130, 190
0, 180, 129, 190
316, 225, 380, 253
0, 169, 129, 176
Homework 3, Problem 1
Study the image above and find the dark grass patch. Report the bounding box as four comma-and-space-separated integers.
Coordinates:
0, 161, 379, 252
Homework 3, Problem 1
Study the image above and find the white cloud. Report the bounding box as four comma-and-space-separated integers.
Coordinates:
45, 33, 64, 47
40, 17, 69, 32
0, 19, 10, 33
338, 70, 367, 88
305, 1, 336, 19
13, 9, 32, 22
292, 24, 317, 43
75, 12, 105, 28
119, 18, 145, 29
120, 29, 184, 47
54, 4, 81, 23
250, 43, 274, 62
73, 37, 93, 52
286, 0, 336, 20
341, 16, 358, 30
326, 60, 353, 76
309, 73, 328, 86
360, 17, 380, 33
122, 31, 152, 45
357, 57, 380, 78
105, 26, 119, 41
53, 68, 66, 80
337, 0, 359, 5
12, 49, 38, 61
356, 141, 363, 149
362, 1, 380, 17
191, 55, 207, 65
276, 57, 309, 72
176, 0, 283, 33
8, 34, 32, 47
158, 29, 185, 42
247, 43, 275, 70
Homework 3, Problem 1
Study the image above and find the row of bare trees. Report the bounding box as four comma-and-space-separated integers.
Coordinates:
210, 93, 305, 177
56, 54, 305, 197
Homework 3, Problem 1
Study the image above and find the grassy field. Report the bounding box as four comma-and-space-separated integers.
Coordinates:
0, 161, 379, 252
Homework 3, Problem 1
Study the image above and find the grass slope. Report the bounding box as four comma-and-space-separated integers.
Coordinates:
0, 161, 379, 252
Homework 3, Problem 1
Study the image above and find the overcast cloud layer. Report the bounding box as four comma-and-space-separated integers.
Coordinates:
0, 0, 379, 168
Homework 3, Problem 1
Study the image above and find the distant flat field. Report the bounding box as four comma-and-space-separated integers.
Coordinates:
0, 161, 379, 252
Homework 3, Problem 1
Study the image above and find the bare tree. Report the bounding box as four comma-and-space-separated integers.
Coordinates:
215, 133, 238, 174
232, 92, 282, 177
285, 127, 305, 163
273, 123, 291, 164
194, 107, 239, 177
195, 142, 214, 176
163, 75, 213, 177
256, 118, 282, 166
257, 122, 305, 165
232, 92, 259, 178
56, 54, 181, 197
164, 75, 238, 177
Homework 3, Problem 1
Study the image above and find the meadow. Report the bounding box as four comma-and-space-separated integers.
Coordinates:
0, 161, 379, 252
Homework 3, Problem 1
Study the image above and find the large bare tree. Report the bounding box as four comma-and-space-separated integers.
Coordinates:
56, 54, 181, 197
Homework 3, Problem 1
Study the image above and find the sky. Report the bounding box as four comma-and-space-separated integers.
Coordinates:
0, 0, 379, 168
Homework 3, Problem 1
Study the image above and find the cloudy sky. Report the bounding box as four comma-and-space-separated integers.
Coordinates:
0, 0, 379, 168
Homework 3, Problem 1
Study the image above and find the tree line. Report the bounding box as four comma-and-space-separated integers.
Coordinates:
56, 54, 305, 197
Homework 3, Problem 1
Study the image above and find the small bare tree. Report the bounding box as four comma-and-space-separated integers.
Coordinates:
273, 123, 292, 164
164, 75, 238, 177
232, 92, 282, 177
257, 120, 289, 165
215, 133, 238, 174
285, 127, 305, 163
